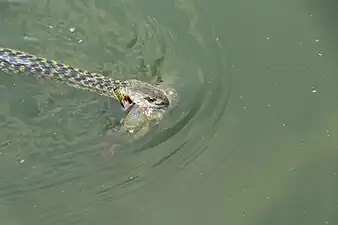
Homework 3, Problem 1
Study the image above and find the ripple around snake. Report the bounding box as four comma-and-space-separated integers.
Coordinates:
119, 16, 232, 171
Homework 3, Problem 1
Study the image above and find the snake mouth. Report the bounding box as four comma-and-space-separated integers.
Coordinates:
120, 95, 134, 111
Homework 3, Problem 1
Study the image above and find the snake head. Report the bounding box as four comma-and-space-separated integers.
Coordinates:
114, 79, 170, 110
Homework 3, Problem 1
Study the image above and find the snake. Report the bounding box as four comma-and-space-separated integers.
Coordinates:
0, 47, 174, 137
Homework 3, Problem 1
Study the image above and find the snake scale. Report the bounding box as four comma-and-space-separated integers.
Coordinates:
0, 47, 170, 110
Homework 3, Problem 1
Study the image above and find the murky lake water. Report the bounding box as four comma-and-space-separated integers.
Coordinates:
0, 0, 337, 224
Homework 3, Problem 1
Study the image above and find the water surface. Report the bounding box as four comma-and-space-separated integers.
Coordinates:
0, 0, 337, 225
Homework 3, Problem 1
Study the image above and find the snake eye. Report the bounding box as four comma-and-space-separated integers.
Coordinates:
144, 96, 156, 103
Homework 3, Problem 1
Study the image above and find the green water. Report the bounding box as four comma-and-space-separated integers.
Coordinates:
0, 0, 338, 224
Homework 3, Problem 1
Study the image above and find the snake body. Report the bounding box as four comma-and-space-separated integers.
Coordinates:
0, 47, 170, 109
0, 48, 124, 98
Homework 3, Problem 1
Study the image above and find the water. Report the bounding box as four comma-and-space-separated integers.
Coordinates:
0, 0, 338, 224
